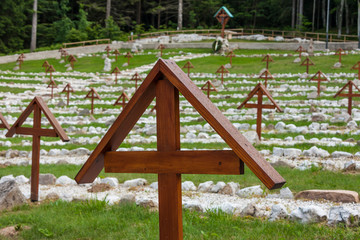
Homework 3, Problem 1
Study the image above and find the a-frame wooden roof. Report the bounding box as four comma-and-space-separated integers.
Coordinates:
334, 80, 360, 98
75, 59, 285, 189
238, 82, 282, 112
6, 97, 69, 141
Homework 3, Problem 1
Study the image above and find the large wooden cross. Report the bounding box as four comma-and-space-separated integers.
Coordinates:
262, 54, 273, 70
216, 65, 230, 84
182, 61, 194, 77
259, 69, 274, 88
113, 92, 130, 110
42, 61, 50, 74
335, 48, 346, 64
334, 81, 360, 115
60, 49, 68, 63
105, 45, 111, 57
17, 56, 24, 70
111, 67, 121, 84
309, 70, 328, 96
47, 79, 57, 99
295, 46, 305, 59
0, 113, 10, 130
351, 61, 360, 80
214, 7, 233, 38
201, 80, 218, 99
238, 83, 282, 140
75, 59, 285, 240
131, 72, 142, 89
85, 88, 101, 114
157, 44, 165, 57
61, 83, 74, 106
226, 51, 236, 66
6, 97, 69, 202
300, 57, 314, 74
68, 55, 77, 70
113, 49, 120, 61
125, 52, 133, 65
46, 65, 55, 82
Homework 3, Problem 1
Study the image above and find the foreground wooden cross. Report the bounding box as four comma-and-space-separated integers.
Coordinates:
334, 81, 360, 115
0, 113, 10, 130
216, 65, 230, 84
262, 54, 273, 70
6, 97, 69, 201
259, 69, 274, 88
201, 80, 218, 99
47, 79, 57, 99
131, 72, 142, 89
300, 57, 314, 74
61, 83, 74, 106
295, 46, 305, 59
214, 6, 233, 38
351, 61, 360, 80
113, 92, 130, 110
75, 59, 285, 240
111, 67, 121, 84
85, 88, 101, 114
238, 83, 282, 140
335, 48, 346, 64
182, 61, 194, 77
309, 70, 328, 96
157, 44, 165, 57
226, 51, 236, 66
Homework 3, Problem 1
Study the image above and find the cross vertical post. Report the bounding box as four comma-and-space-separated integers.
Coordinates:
333, 80, 360, 116
156, 77, 182, 239
31, 104, 41, 202
351, 62, 360, 80
256, 91, 263, 140
348, 83, 352, 115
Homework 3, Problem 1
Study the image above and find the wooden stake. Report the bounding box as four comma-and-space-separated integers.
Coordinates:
113, 92, 130, 110
105, 45, 111, 57
47, 80, 58, 99
113, 49, 120, 61
295, 46, 306, 59
157, 44, 165, 57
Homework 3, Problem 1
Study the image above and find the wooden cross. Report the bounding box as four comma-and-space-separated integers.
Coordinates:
334, 81, 360, 115
335, 48, 346, 64
351, 61, 360, 80
300, 57, 314, 74
111, 67, 121, 84
295, 46, 306, 59
6, 97, 69, 202
61, 83, 74, 106
157, 44, 165, 57
182, 61, 194, 77
238, 83, 282, 140
85, 88, 101, 114
17, 56, 24, 70
214, 7, 233, 38
42, 61, 50, 74
201, 80, 218, 99
131, 72, 142, 89
68, 55, 77, 70
47, 79, 57, 99
75, 59, 285, 240
113, 49, 120, 61
105, 45, 111, 57
0, 113, 10, 130
216, 65, 230, 84
226, 51, 236, 66
46, 65, 56, 82
113, 92, 130, 110
61, 49, 68, 63
124, 52, 133, 65
309, 70, 328, 96
262, 54, 273, 70
259, 69, 274, 88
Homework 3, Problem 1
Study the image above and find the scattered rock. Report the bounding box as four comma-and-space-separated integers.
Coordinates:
219, 182, 239, 196
45, 192, 60, 201
79, 109, 91, 116
137, 198, 157, 208
307, 92, 318, 99
243, 131, 260, 144
55, 176, 76, 185
331, 151, 353, 158
344, 160, 356, 171
280, 187, 294, 199
183, 202, 204, 212
69, 148, 90, 156
103, 58, 112, 72
39, 174, 56, 185
100, 177, 119, 187
328, 206, 359, 226
269, 204, 288, 221
293, 57, 301, 63
88, 183, 112, 193
283, 148, 302, 157
0, 180, 27, 211
182, 181, 197, 191
333, 62, 342, 68
240, 203, 258, 217
236, 185, 263, 198
311, 113, 326, 122
150, 182, 158, 190
124, 178, 148, 188
198, 181, 214, 193
210, 181, 226, 193
290, 206, 327, 223
15, 175, 29, 184
275, 122, 286, 130
122, 62, 129, 67
119, 194, 136, 205
0, 175, 15, 184
295, 190, 359, 203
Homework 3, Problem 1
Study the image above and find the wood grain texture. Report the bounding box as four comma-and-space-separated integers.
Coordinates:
31, 104, 41, 202
104, 150, 244, 175
0, 113, 10, 130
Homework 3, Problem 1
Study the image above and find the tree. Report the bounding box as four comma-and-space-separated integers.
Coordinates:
106, 0, 111, 26
292, 0, 296, 29
178, 0, 183, 30
338, 0, 345, 37
312, 0, 316, 32
30, 0, 38, 52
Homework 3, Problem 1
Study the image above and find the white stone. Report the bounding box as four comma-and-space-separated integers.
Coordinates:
347, 121, 358, 129
293, 57, 301, 63
55, 176, 76, 185
269, 204, 288, 221
333, 62, 342, 68
181, 181, 196, 191
236, 185, 263, 198
150, 182, 158, 190
280, 187, 294, 199
307, 92, 318, 99
243, 131, 260, 144
295, 135, 305, 141
273, 147, 284, 156
15, 175, 29, 184
290, 206, 327, 223
198, 181, 214, 193
328, 206, 358, 226
103, 58, 112, 72
124, 178, 148, 187
48, 149, 61, 156
100, 177, 119, 187
275, 122, 286, 130
183, 202, 204, 212
210, 181, 226, 193
0, 175, 15, 184
283, 148, 302, 157
220, 202, 235, 214
331, 151, 353, 158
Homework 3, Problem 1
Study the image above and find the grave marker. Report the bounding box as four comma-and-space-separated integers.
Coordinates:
6, 97, 69, 201
157, 44, 165, 57
262, 54, 273, 70
131, 72, 142, 89
111, 67, 121, 84
0, 113, 10, 130
351, 61, 360, 80
201, 80, 218, 99
61, 83, 74, 106
300, 57, 314, 74
47, 79, 57, 99
46, 65, 56, 82
105, 45, 111, 57
259, 69, 274, 88
182, 61, 194, 77
17, 56, 24, 70
335, 48, 346, 64
68, 55, 77, 70
60, 49, 68, 63
309, 70, 328, 96
113, 49, 120, 61
85, 88, 101, 114
113, 92, 130, 110
334, 81, 360, 115
214, 6, 233, 38
216, 65, 230, 84
238, 83, 282, 140
295, 46, 305, 59
42, 61, 50, 74
125, 52, 133, 65
75, 59, 285, 240
226, 51, 236, 66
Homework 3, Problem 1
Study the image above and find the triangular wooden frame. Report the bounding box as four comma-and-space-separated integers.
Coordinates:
113, 49, 120, 61
258, 69, 274, 88
125, 52, 133, 64
131, 72, 142, 89
113, 92, 130, 109
309, 70, 328, 96
335, 48, 346, 63
0, 112, 10, 130
334, 80, 360, 115
111, 67, 121, 84
85, 88, 101, 114
300, 57, 314, 74
182, 61, 194, 77
47, 79, 58, 99
351, 61, 360, 80
61, 83, 74, 106
215, 65, 230, 84
295, 46, 306, 58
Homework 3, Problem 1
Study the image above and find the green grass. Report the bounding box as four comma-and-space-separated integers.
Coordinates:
0, 201, 359, 240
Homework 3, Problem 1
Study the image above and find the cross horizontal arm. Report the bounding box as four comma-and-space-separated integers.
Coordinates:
104, 150, 244, 175
337, 93, 360, 97
16, 127, 58, 137
244, 103, 276, 109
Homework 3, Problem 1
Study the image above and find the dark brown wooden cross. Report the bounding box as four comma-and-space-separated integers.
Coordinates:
351, 61, 360, 80
47, 79, 57, 99
42, 61, 50, 74
113, 49, 120, 61
295, 46, 306, 59
215, 7, 232, 38
300, 57, 314, 74
131, 72, 142, 89
113, 92, 130, 110
85, 88, 101, 114
201, 80, 218, 99
216, 65, 230, 84
125, 52, 133, 65
61, 49, 68, 63
68, 55, 77, 70
182, 61, 194, 77
259, 69, 274, 88
0, 113, 10, 130
105, 45, 111, 57
157, 44, 165, 57
6, 97, 69, 202
334, 81, 360, 115
61, 83, 74, 106
309, 70, 328, 96
46, 65, 56, 82
111, 67, 121, 84
238, 83, 282, 140
17, 56, 24, 70
335, 48, 346, 64
75, 59, 285, 240
226, 51, 236, 66
262, 54, 274, 70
